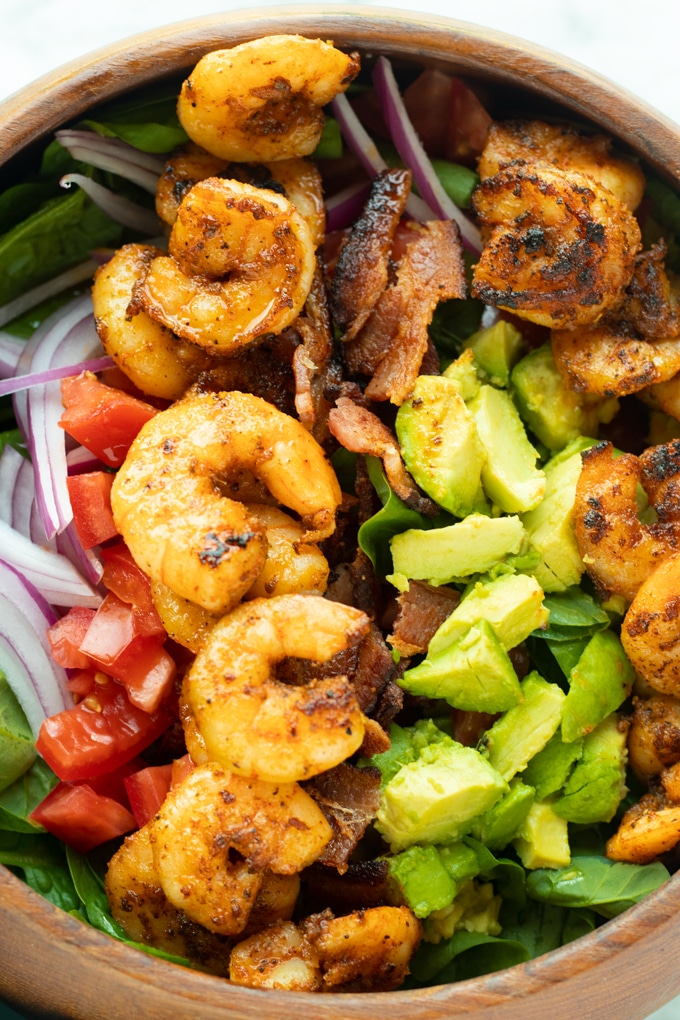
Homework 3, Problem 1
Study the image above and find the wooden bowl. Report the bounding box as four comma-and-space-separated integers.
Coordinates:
2, 8, 680, 1019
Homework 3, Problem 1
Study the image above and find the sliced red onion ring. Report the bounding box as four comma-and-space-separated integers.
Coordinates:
55, 521, 104, 588
0, 559, 71, 736
0, 332, 24, 376
0, 519, 101, 608
0, 355, 113, 397
60, 174, 161, 234
56, 130, 164, 194
0, 258, 98, 330
372, 56, 482, 255
331, 93, 435, 223
66, 445, 103, 475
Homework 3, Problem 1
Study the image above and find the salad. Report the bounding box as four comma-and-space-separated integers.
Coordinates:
0, 29, 679, 996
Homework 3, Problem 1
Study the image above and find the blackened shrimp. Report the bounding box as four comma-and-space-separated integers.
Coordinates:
110, 391, 342, 614
184, 594, 370, 783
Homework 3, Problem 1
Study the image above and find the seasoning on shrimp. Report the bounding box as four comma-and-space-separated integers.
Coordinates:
137, 177, 317, 354
177, 35, 360, 162
110, 390, 342, 614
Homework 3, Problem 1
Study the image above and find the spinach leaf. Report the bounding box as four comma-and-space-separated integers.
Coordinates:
429, 296, 485, 356
0, 830, 81, 911
527, 855, 670, 918
532, 588, 610, 643
0, 757, 58, 833
410, 929, 529, 985
562, 907, 597, 944
0, 429, 28, 458
313, 117, 342, 159
66, 845, 127, 937
82, 118, 187, 155
463, 837, 526, 906
497, 898, 566, 959
0, 189, 123, 306
645, 176, 680, 238
358, 456, 437, 576
78, 85, 188, 154
21, 862, 82, 913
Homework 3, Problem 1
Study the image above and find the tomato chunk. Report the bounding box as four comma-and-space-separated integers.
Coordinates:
30, 782, 135, 853
66, 471, 118, 549
47, 607, 97, 669
36, 679, 173, 782
446, 77, 493, 164
59, 371, 157, 468
100, 542, 165, 638
124, 763, 173, 828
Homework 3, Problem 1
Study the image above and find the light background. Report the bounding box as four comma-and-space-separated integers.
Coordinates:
0, 0, 679, 1017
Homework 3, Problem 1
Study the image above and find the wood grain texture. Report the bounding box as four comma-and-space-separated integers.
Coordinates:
2, 7, 680, 1018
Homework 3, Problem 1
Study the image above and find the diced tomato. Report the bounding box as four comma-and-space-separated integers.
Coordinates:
47, 607, 97, 669
170, 753, 195, 788
78, 592, 175, 712
36, 679, 174, 782
29, 782, 135, 854
59, 371, 157, 468
100, 542, 165, 638
66, 471, 118, 549
403, 68, 456, 159
87, 756, 146, 808
445, 77, 493, 165
124, 763, 173, 828
65, 669, 97, 697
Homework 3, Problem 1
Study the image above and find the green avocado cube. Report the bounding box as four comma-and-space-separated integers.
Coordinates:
468, 384, 546, 513
428, 573, 549, 657
511, 344, 618, 452
400, 618, 523, 713
375, 742, 508, 852
521, 438, 596, 593
390, 514, 525, 586
387, 845, 457, 918
471, 778, 536, 851
553, 714, 627, 824
481, 672, 566, 782
441, 348, 481, 401
513, 801, 571, 869
396, 374, 488, 517
364, 719, 453, 787
561, 630, 636, 742
521, 732, 583, 801
463, 320, 525, 388
438, 841, 481, 884
0, 673, 36, 792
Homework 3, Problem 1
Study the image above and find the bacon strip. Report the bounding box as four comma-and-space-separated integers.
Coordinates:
329, 168, 412, 341
292, 265, 336, 432
328, 396, 438, 515
356, 220, 466, 405
304, 763, 382, 872
389, 580, 461, 657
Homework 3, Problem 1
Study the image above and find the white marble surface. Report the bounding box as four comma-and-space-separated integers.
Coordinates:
0, 1, 679, 1017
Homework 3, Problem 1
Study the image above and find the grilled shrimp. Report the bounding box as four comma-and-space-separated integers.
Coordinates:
230, 907, 421, 992
177, 36, 360, 162
149, 762, 332, 935
607, 786, 680, 863
627, 694, 680, 780
478, 120, 646, 210
106, 823, 234, 975
110, 390, 341, 614
573, 441, 680, 601
138, 177, 316, 355
184, 594, 370, 783
622, 555, 680, 696
91, 243, 210, 400
156, 147, 326, 247
472, 161, 641, 329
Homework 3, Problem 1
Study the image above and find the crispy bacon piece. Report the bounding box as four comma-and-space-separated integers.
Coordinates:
304, 763, 382, 872
292, 265, 338, 437
195, 332, 297, 415
328, 396, 438, 515
354, 220, 466, 405
389, 581, 461, 657
303, 859, 390, 915
330, 168, 412, 341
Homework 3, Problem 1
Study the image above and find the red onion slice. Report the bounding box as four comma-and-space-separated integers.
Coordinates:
56, 130, 164, 194
326, 181, 371, 232
0, 519, 101, 608
0, 355, 113, 397
60, 174, 161, 234
0, 332, 24, 376
372, 56, 482, 255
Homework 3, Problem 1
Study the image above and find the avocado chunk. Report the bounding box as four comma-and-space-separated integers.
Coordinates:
511, 344, 618, 452
364, 718, 453, 787
561, 630, 636, 742
441, 347, 480, 401
521, 732, 583, 801
375, 741, 508, 851
387, 845, 457, 918
395, 374, 488, 517
481, 671, 566, 782
439, 841, 482, 885
428, 573, 549, 657
390, 514, 525, 586
521, 438, 596, 592
471, 778, 536, 851
0, 672, 37, 792
468, 384, 546, 513
553, 714, 628, 824
400, 618, 523, 713
513, 801, 571, 869
462, 320, 525, 388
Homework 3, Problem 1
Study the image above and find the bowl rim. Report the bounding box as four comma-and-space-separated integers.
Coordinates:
2, 6, 680, 1018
